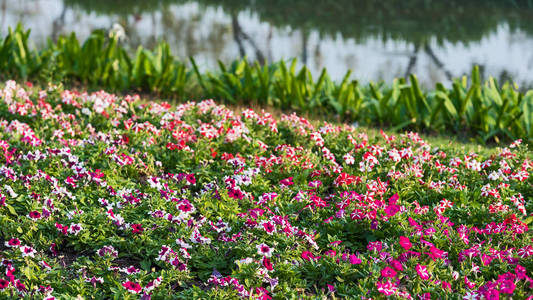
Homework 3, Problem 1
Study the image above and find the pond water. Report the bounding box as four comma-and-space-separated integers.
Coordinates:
2, 0, 533, 87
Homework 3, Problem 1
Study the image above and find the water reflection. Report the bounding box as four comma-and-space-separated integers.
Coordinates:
2, 0, 533, 87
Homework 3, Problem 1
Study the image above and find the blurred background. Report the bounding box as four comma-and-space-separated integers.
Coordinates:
2, 0, 533, 87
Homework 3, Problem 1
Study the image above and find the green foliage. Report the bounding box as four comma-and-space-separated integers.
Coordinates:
1, 26, 191, 100
1, 25, 532, 144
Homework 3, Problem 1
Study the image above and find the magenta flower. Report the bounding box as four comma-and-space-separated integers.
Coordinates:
367, 241, 382, 252
370, 220, 379, 230
14, 279, 26, 292
419, 293, 431, 300
143, 277, 162, 293
499, 280, 515, 294
416, 264, 430, 280
485, 289, 499, 300
517, 245, 533, 258
124, 266, 140, 275
464, 276, 476, 289
515, 264, 526, 279
302, 251, 320, 261
262, 222, 276, 234
376, 280, 397, 296
399, 236, 412, 250
390, 259, 403, 271
122, 281, 142, 294
429, 246, 446, 260
308, 180, 322, 188
301, 251, 312, 261
68, 223, 83, 235
349, 254, 361, 264
279, 177, 294, 187
329, 241, 342, 247
381, 267, 397, 278
384, 204, 400, 217
97, 245, 118, 258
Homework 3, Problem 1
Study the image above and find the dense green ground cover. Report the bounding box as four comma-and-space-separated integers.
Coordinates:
1, 25, 533, 144
0, 81, 531, 299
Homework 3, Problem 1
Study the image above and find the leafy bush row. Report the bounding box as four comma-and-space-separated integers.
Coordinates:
1, 24, 533, 143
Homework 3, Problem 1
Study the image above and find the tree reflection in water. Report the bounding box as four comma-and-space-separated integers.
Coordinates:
2, 0, 533, 86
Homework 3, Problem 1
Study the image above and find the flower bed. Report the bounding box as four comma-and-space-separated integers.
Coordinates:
0, 80, 531, 299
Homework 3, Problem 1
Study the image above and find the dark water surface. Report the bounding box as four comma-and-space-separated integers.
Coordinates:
2, 0, 533, 87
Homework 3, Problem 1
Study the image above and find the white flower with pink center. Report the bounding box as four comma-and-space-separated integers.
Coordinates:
256, 243, 274, 257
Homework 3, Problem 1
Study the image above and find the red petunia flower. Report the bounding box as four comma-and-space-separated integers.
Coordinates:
122, 281, 142, 294
28, 210, 42, 220
262, 257, 273, 271
5, 238, 21, 248
131, 223, 144, 234
0, 279, 9, 290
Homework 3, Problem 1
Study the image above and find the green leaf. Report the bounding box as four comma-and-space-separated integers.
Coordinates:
140, 259, 151, 271
6, 204, 17, 216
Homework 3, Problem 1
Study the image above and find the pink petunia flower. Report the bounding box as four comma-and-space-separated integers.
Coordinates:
376, 280, 397, 296
384, 204, 400, 217
67, 223, 83, 235
5, 238, 21, 248
20, 245, 37, 258
367, 241, 382, 252
416, 264, 430, 280
381, 267, 397, 278
14, 279, 26, 292
301, 251, 320, 261
499, 280, 515, 294
399, 236, 412, 250
97, 245, 118, 258
124, 266, 140, 275
390, 259, 403, 271
429, 246, 446, 260
143, 277, 162, 293
122, 281, 142, 294
256, 243, 273, 257
262, 221, 276, 234
349, 254, 361, 265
